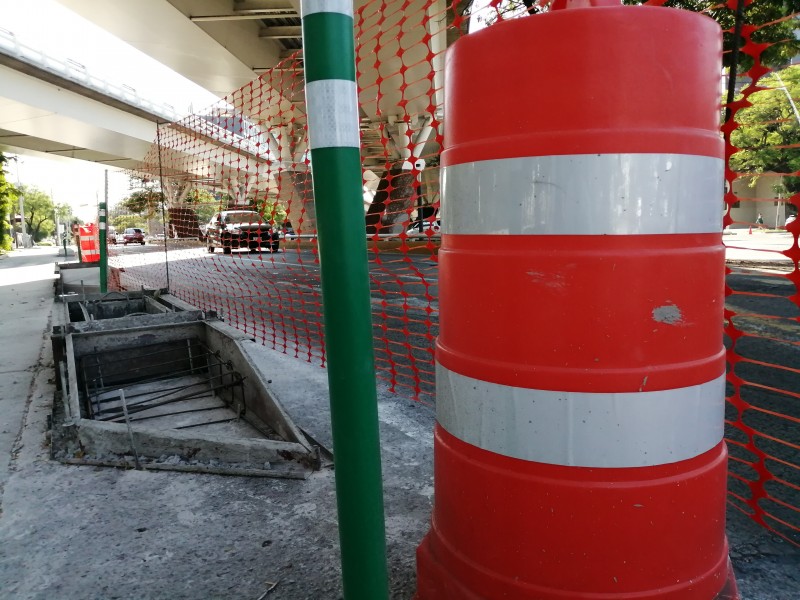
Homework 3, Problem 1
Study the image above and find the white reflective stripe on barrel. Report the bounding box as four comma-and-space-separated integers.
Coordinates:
440, 154, 724, 236
436, 364, 725, 468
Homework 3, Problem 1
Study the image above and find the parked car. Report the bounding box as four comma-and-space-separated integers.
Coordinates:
107, 226, 117, 245
205, 210, 279, 254
123, 227, 146, 245
406, 220, 441, 235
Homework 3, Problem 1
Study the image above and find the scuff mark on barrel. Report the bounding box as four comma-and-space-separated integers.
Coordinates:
527, 271, 566, 291
652, 304, 682, 325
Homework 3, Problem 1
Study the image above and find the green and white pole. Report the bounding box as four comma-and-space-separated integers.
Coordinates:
98, 201, 107, 293
301, 1, 389, 599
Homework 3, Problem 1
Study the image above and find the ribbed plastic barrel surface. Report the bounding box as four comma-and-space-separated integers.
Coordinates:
416, 4, 738, 599
79, 224, 100, 263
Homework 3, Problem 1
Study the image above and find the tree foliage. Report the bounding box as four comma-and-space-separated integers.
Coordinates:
0, 154, 17, 251
55, 203, 73, 225
119, 189, 165, 217
111, 214, 147, 230
729, 65, 800, 196
186, 188, 219, 225
19, 185, 57, 241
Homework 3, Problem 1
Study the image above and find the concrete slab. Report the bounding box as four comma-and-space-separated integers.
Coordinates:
50, 297, 318, 474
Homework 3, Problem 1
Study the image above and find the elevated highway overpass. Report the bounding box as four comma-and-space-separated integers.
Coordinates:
0, 48, 157, 170
2, 0, 450, 231
52, 0, 447, 168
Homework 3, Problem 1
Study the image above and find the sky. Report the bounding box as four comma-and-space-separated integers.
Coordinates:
7, 154, 131, 222
0, 0, 220, 222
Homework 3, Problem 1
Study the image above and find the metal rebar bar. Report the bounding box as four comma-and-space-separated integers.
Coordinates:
174, 417, 238, 430
96, 350, 106, 388
78, 302, 91, 322
80, 338, 207, 364
91, 370, 236, 409
80, 360, 95, 419
58, 360, 72, 422
188, 338, 196, 371
118, 389, 142, 470
127, 403, 229, 423
85, 359, 213, 393
98, 379, 243, 422
83, 344, 204, 372
81, 344, 213, 390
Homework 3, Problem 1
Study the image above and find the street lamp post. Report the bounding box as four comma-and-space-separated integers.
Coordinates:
774, 72, 800, 126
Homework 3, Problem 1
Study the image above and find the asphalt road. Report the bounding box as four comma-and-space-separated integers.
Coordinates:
110, 240, 799, 546
725, 267, 800, 546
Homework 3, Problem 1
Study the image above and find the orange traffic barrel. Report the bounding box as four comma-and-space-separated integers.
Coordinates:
416, 2, 739, 599
79, 224, 99, 263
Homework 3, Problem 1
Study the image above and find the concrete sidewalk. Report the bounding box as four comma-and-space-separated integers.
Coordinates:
0, 247, 61, 494
0, 247, 797, 599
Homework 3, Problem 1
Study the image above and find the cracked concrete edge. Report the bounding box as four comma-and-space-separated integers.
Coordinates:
72, 419, 310, 465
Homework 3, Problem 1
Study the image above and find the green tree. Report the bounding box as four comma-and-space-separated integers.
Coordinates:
259, 197, 288, 227
111, 214, 147, 230
0, 154, 17, 251
729, 65, 800, 196
186, 188, 219, 225
54, 203, 73, 227
119, 189, 164, 217
19, 185, 57, 242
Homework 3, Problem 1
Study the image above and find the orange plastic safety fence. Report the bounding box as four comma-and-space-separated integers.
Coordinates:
104, 0, 799, 545
709, 0, 800, 546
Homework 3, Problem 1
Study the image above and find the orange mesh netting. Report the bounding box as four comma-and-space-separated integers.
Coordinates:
711, 0, 800, 546
104, 0, 798, 544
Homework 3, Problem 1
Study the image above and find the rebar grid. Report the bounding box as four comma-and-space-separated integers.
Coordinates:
79, 339, 246, 426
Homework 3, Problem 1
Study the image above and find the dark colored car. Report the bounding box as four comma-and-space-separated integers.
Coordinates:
123, 227, 145, 245
206, 210, 279, 254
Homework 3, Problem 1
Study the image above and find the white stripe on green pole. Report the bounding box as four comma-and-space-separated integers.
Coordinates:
98, 201, 107, 293
301, 1, 389, 599
100, 169, 109, 293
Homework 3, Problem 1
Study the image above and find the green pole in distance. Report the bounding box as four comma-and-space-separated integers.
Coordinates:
301, 1, 389, 599
98, 201, 107, 293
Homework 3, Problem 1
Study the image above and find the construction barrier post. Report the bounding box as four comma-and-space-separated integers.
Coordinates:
301, 1, 389, 599
416, 2, 739, 599
98, 201, 107, 293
